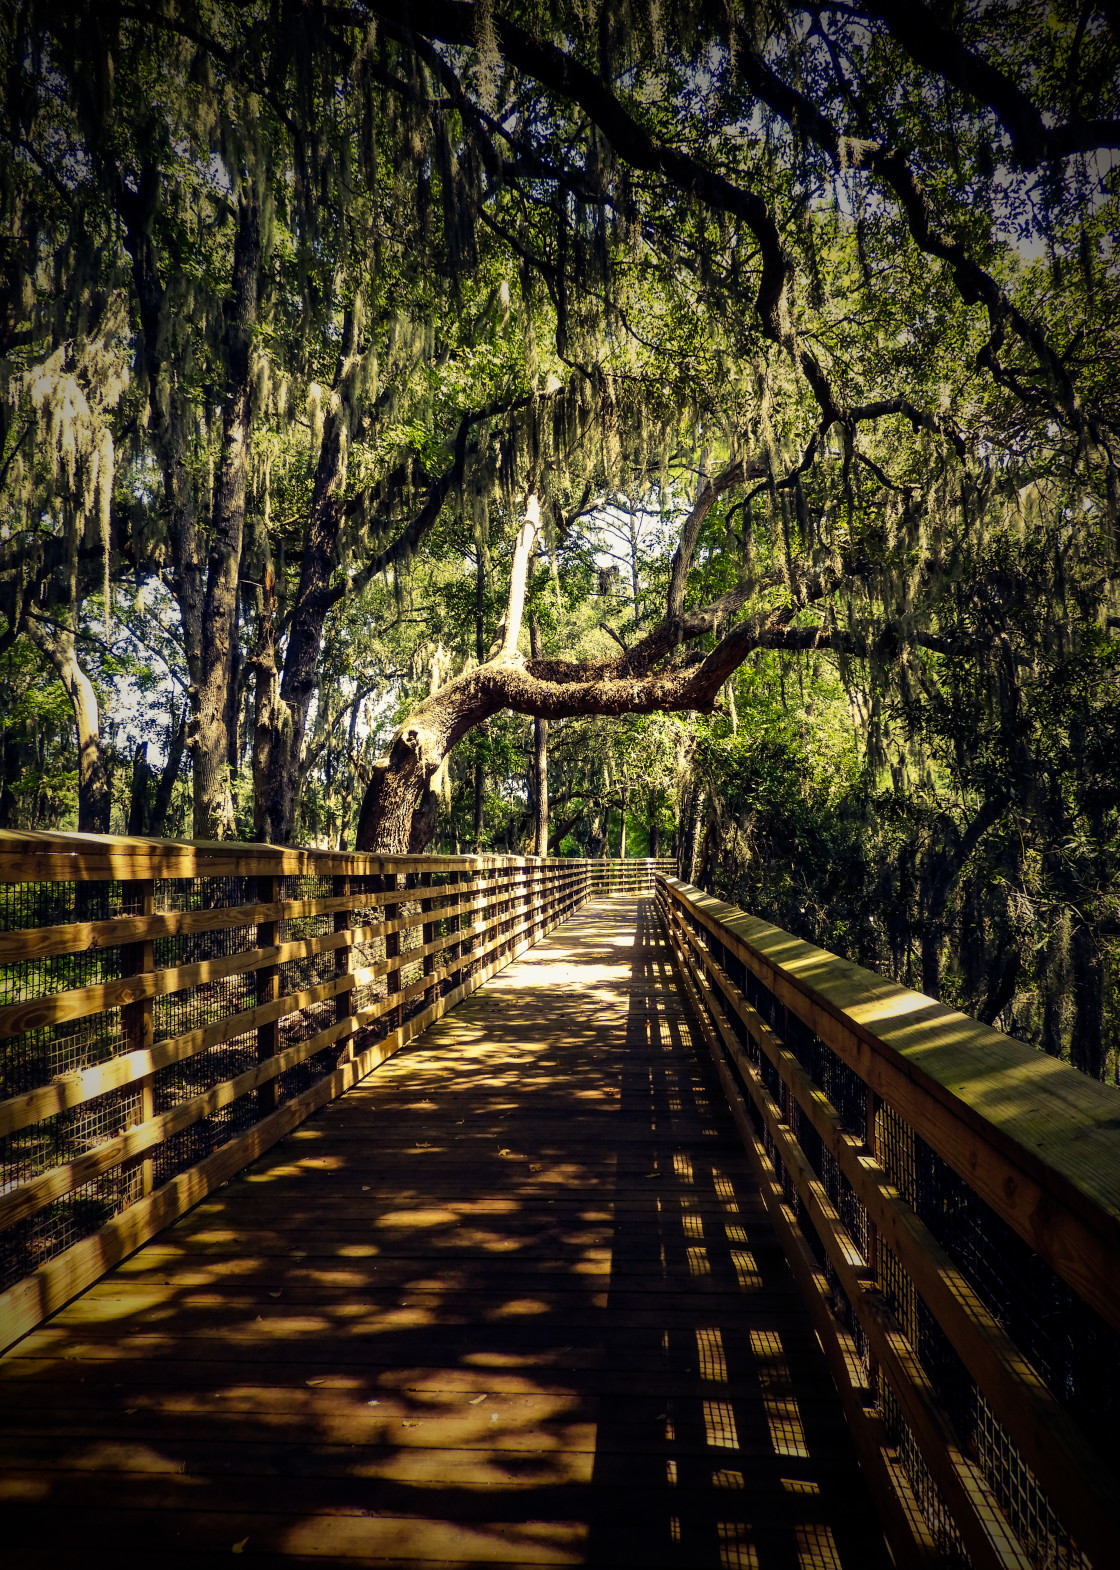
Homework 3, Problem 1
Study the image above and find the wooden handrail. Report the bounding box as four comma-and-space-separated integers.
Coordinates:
0, 830, 667, 1353
658, 875, 1120, 1570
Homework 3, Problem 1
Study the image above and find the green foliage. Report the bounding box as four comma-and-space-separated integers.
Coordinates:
1, 0, 1118, 1076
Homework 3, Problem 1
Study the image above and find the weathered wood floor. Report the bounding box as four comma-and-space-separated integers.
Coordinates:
0, 896, 889, 1569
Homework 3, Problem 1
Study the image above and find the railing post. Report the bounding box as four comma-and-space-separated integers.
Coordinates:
501, 866, 512, 961
334, 872, 354, 1061
121, 876, 155, 1196
384, 872, 401, 1034
865, 1088, 881, 1395
450, 869, 462, 980
422, 869, 436, 1007
256, 872, 280, 1114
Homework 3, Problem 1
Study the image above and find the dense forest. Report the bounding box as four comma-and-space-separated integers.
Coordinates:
1, 1, 1118, 1079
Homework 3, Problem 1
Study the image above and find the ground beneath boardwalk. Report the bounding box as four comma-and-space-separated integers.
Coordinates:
0, 895, 890, 1569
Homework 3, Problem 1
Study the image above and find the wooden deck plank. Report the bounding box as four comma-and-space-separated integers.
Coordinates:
0, 896, 889, 1568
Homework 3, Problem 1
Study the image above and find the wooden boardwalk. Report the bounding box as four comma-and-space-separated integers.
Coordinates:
0, 897, 889, 1569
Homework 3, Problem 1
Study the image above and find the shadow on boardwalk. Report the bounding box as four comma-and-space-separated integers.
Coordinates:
0, 897, 888, 1569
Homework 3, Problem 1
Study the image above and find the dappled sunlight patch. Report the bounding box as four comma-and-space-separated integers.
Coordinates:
489, 1296, 552, 1319
783, 1477, 822, 1495
703, 1398, 740, 1450
279, 1513, 588, 1564
336, 1242, 379, 1258
119, 1243, 186, 1268
50, 1439, 204, 1477
751, 1328, 811, 1460
696, 1326, 729, 1383
153, 1257, 262, 1285
718, 1521, 760, 1569
463, 1350, 554, 1369
349, 1304, 436, 1332
454, 1196, 519, 1215
795, 1522, 844, 1569
64, 1286, 167, 1324
0, 1477, 50, 1500
225, 1313, 332, 1340
301, 1371, 363, 1390
294, 1266, 371, 1287
376, 1206, 460, 1228
848, 987, 943, 1034
731, 1250, 762, 1291
437, 1228, 525, 1251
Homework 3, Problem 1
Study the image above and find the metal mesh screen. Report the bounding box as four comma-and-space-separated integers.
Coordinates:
663, 889, 1111, 1570
0, 850, 600, 1322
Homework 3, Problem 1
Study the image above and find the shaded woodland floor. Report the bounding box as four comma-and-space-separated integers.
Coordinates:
0, 896, 889, 1568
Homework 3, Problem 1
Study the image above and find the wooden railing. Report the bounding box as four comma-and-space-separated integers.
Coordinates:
658, 876, 1120, 1570
0, 831, 663, 1352
593, 856, 677, 894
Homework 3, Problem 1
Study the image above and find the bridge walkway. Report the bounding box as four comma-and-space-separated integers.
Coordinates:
0, 896, 889, 1569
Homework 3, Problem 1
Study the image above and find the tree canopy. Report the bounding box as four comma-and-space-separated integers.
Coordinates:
2, 0, 1119, 1077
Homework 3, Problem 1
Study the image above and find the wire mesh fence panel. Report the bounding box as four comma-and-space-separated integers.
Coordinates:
0, 837, 622, 1347
658, 875, 1117, 1570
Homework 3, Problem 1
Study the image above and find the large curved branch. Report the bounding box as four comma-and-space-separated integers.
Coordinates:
732, 33, 1089, 435
666, 457, 767, 619
366, 0, 843, 425
321, 386, 544, 616
858, 0, 1120, 169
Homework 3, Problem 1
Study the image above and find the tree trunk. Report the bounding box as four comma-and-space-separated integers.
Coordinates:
127, 184, 260, 841
548, 810, 583, 854
357, 499, 543, 853
695, 812, 715, 888
0, 729, 21, 827
473, 542, 487, 849
336, 697, 361, 851
472, 755, 485, 847
529, 613, 548, 855
148, 708, 187, 837
920, 926, 942, 1001
252, 559, 283, 833
190, 195, 260, 840
919, 801, 1003, 1001
648, 791, 660, 858
680, 784, 705, 882
618, 783, 628, 860
256, 304, 361, 842
26, 618, 111, 833
977, 946, 1020, 1027
1071, 923, 1104, 1080
128, 742, 154, 835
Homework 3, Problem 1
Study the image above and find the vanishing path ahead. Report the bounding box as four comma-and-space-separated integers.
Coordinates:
1, 897, 888, 1568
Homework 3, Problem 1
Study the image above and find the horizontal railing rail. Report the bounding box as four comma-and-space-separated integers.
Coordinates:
0, 829, 664, 1352
658, 875, 1120, 1570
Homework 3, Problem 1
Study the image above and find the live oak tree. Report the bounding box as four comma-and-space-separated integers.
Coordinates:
323, 0, 1118, 854
2, 2, 1119, 1068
